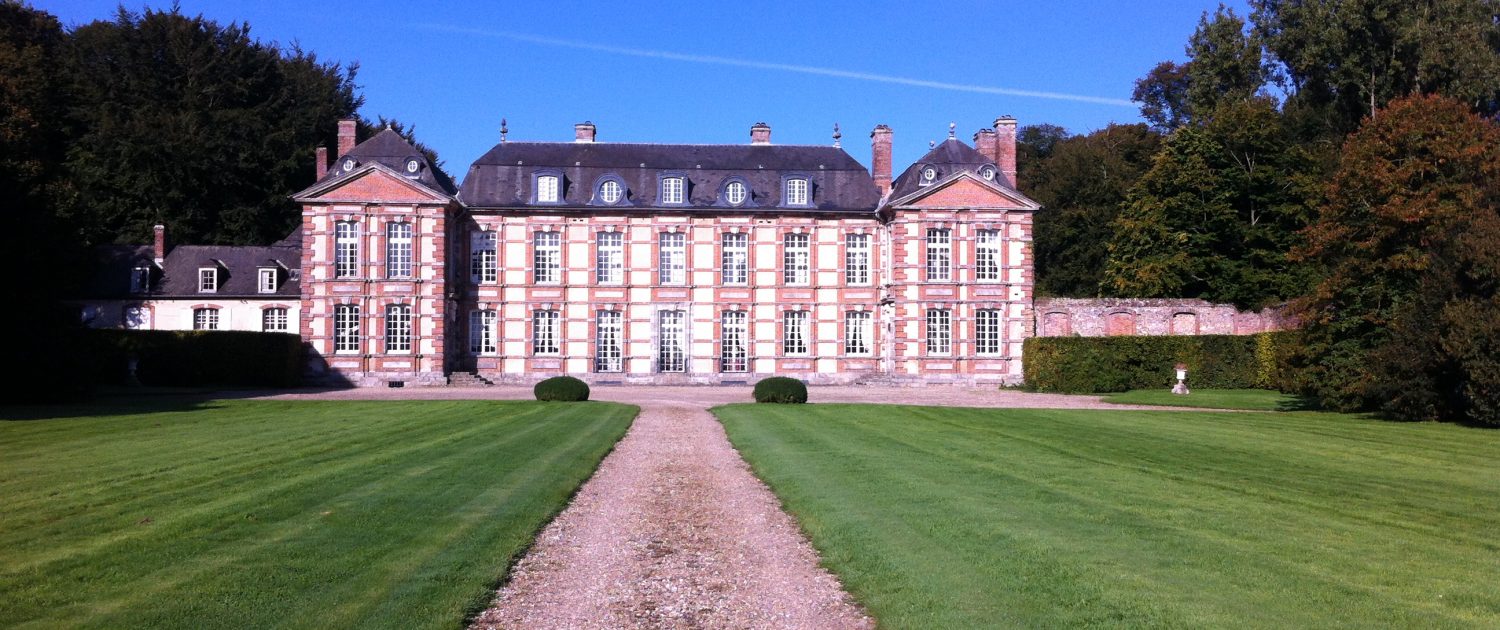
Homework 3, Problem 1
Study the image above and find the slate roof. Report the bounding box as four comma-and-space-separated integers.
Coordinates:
889, 138, 1004, 202
316, 128, 458, 196
82, 234, 301, 300
82, 245, 156, 298
459, 142, 881, 213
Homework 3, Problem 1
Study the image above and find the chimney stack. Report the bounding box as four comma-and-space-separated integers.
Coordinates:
337, 119, 358, 157
871, 125, 893, 197
994, 116, 1017, 188
575, 121, 597, 143
315, 146, 328, 179
152, 224, 166, 264
973, 128, 998, 166
750, 122, 771, 145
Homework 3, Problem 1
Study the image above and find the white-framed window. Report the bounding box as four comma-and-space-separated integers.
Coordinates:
334, 304, 360, 353
386, 304, 412, 353
661, 176, 685, 205
470, 231, 497, 284
658, 309, 685, 372
335, 221, 359, 278
387, 222, 413, 279
926, 228, 952, 282
845, 311, 871, 355
721, 310, 748, 372
598, 180, 623, 204
469, 310, 496, 354
725, 180, 748, 205
534, 231, 561, 284
537, 174, 560, 203
262, 307, 288, 332
783, 233, 809, 285
845, 233, 870, 286
198, 267, 217, 293
258, 268, 277, 293
927, 308, 952, 355
130, 266, 151, 293
595, 310, 623, 372
721, 232, 748, 285
123, 305, 149, 329
596, 231, 624, 285
785, 177, 810, 206
976, 309, 1003, 356
783, 310, 808, 355
533, 309, 560, 354
659, 232, 686, 285
193, 307, 218, 330
976, 229, 1001, 282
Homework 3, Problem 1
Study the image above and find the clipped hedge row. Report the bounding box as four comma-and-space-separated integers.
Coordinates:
1023, 331, 1300, 394
87, 329, 302, 388
534, 376, 590, 401
753, 376, 808, 403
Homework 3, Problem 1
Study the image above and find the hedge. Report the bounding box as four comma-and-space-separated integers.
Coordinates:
86, 329, 302, 388
753, 376, 808, 404
533, 376, 590, 401
1022, 331, 1300, 394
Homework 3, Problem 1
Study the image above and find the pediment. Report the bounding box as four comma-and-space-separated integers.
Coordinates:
890, 173, 1039, 211
293, 164, 451, 204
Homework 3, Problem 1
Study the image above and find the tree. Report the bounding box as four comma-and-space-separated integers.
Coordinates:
1295, 95, 1500, 424
1133, 5, 1268, 132
1014, 123, 1069, 189
1104, 98, 1316, 308
1024, 124, 1161, 296
1132, 62, 1192, 132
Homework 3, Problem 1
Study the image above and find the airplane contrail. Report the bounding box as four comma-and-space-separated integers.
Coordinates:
415, 24, 1137, 108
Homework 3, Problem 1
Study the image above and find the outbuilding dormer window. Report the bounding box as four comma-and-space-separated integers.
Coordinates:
659, 175, 687, 205
131, 266, 151, 294
258, 268, 278, 293
782, 175, 811, 207
198, 267, 218, 293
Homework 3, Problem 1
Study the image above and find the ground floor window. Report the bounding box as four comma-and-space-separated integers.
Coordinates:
262, 307, 288, 332
533, 309, 560, 355
926, 308, 952, 355
596, 310, 623, 372
721, 310, 748, 372
658, 310, 685, 372
193, 307, 218, 331
385, 304, 412, 353
845, 311, 871, 355
469, 309, 495, 355
334, 304, 360, 353
976, 309, 1002, 355
783, 310, 809, 355
124, 306, 149, 329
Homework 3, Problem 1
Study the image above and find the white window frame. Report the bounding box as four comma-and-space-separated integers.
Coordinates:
335, 221, 359, 279
469, 310, 496, 355
334, 304, 360, 353
193, 307, 219, 330
658, 309, 686, 372
387, 222, 414, 279
598, 180, 623, 204
783, 310, 809, 356
785, 177, 810, 206
927, 308, 952, 356
659, 232, 686, 285
595, 310, 623, 372
258, 268, 277, 294
533, 309, 560, 355
262, 307, 288, 332
534, 231, 562, 284
845, 233, 870, 286
783, 233, 810, 285
198, 267, 217, 293
845, 311, 871, 355
976, 309, 1003, 356
661, 176, 685, 205
470, 231, 497, 284
385, 304, 412, 353
725, 181, 747, 205
926, 228, 952, 282
596, 231, 624, 285
123, 305, 149, 330
131, 266, 151, 293
537, 174, 560, 203
721, 232, 748, 285
976, 229, 1001, 282
720, 310, 748, 372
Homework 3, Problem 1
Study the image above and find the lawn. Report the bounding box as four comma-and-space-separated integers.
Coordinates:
1102, 388, 1311, 411
717, 404, 1500, 629
0, 398, 635, 630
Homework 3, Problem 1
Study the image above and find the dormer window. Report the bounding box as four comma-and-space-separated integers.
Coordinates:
919, 166, 937, 186
979, 165, 997, 181
726, 181, 747, 205
130, 266, 151, 294
537, 174, 560, 203
403, 156, 422, 177
592, 175, 630, 206
783, 176, 811, 207
258, 268, 278, 293
341, 158, 357, 173
600, 180, 622, 204
198, 267, 218, 293
660, 175, 686, 205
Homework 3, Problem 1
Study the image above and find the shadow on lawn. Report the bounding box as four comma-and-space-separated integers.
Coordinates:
1275, 395, 1323, 412
0, 385, 355, 421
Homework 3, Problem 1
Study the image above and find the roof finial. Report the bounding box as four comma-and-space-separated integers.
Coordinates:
948, 122, 956, 139
832, 123, 842, 148
386, 120, 393, 130
500, 118, 508, 143
929, 140, 936, 149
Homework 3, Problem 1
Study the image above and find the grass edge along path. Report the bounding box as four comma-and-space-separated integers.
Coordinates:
0, 398, 636, 630
716, 403, 1500, 629
1102, 388, 1311, 411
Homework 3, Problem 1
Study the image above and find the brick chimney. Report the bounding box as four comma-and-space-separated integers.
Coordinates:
575, 121, 597, 143
315, 146, 328, 179
994, 116, 1017, 188
152, 224, 166, 264
973, 128, 998, 166
871, 124, 893, 197
750, 122, 771, 145
337, 119, 358, 157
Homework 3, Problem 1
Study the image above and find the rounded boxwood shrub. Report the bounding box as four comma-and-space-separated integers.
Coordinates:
753, 376, 808, 404
534, 376, 590, 401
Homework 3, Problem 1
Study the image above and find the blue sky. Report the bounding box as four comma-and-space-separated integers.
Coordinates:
43, 0, 1249, 172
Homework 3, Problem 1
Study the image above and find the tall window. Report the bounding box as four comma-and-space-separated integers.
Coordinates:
533, 309, 560, 354
845, 311, 871, 355
334, 304, 360, 353
335, 221, 359, 278
783, 233, 810, 285
537, 174, 560, 203
387, 222, 413, 279
595, 310, 623, 372
258, 268, 278, 293
262, 307, 288, 332
658, 310, 686, 372
661, 176, 685, 204
845, 233, 870, 285
721, 310, 748, 372
659, 232, 686, 285
596, 231, 624, 284
471, 231, 497, 284
198, 268, 218, 293
721, 232, 748, 285
534, 231, 561, 284
193, 308, 218, 330
783, 310, 808, 355
785, 177, 809, 206
976, 229, 1001, 282
927, 308, 952, 355
926, 228, 952, 281
976, 309, 1003, 355
469, 310, 496, 354
386, 304, 412, 353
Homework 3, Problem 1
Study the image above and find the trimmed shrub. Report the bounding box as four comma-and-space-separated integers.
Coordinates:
86, 329, 302, 388
753, 376, 808, 404
1023, 331, 1300, 394
534, 376, 590, 401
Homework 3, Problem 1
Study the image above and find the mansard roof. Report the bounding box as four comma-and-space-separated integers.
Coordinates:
889, 138, 1004, 201
459, 142, 881, 213
313, 128, 458, 196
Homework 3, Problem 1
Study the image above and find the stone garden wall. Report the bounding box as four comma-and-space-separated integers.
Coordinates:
1033, 298, 1292, 337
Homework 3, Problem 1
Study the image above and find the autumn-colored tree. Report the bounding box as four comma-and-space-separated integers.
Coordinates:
1296, 94, 1500, 424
